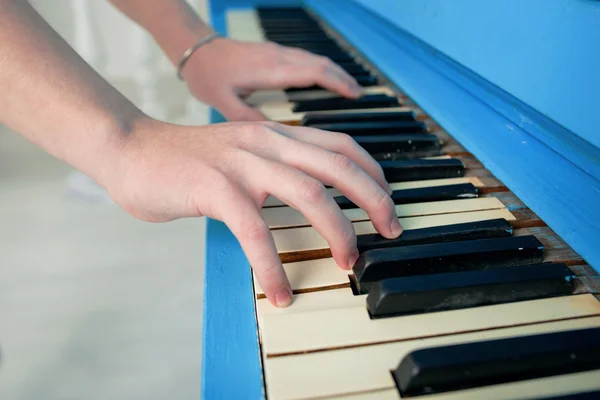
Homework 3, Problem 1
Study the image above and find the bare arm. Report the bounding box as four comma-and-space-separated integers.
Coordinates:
0, 0, 400, 307
0, 0, 139, 189
107, 0, 362, 120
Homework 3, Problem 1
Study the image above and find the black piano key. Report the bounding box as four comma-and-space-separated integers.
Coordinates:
266, 35, 333, 43
313, 52, 355, 63
292, 94, 399, 112
301, 110, 417, 126
393, 327, 600, 397
367, 262, 576, 318
339, 64, 369, 75
355, 75, 378, 86
280, 43, 345, 52
352, 235, 545, 293
357, 218, 512, 253
288, 49, 352, 61
379, 158, 465, 182
540, 391, 600, 400
268, 36, 333, 43
285, 85, 326, 94
261, 23, 321, 30
353, 134, 442, 159
307, 120, 427, 135
336, 183, 478, 210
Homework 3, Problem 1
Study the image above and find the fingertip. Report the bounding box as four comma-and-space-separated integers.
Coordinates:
273, 286, 293, 308
345, 82, 362, 98
390, 217, 403, 238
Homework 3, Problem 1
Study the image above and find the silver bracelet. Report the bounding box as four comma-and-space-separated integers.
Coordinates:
176, 32, 222, 80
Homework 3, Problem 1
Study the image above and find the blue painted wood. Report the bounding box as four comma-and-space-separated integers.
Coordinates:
306, 0, 600, 271
201, 217, 264, 399
201, 15, 265, 400
352, 0, 600, 153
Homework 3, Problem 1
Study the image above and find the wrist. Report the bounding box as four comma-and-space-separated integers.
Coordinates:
138, 5, 216, 67
76, 110, 152, 197
179, 36, 230, 82
176, 32, 223, 80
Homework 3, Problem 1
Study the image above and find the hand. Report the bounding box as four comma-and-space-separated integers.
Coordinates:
180, 38, 362, 121
112, 119, 403, 307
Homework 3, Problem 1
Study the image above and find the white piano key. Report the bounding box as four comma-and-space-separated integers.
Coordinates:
263, 197, 506, 229
253, 258, 350, 297
263, 177, 483, 208
225, 9, 265, 42
261, 293, 600, 355
327, 389, 400, 399
260, 105, 413, 123
255, 288, 362, 325
272, 208, 515, 254
263, 316, 600, 400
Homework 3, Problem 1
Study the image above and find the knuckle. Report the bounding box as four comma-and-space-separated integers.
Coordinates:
241, 218, 270, 242
371, 188, 394, 214
318, 62, 330, 75
331, 131, 358, 150
238, 122, 267, 145
328, 152, 355, 173
299, 177, 326, 205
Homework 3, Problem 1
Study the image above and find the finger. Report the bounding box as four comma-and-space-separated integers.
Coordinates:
243, 154, 359, 270
273, 135, 401, 239
272, 50, 361, 98
283, 48, 361, 96
216, 90, 267, 122
219, 185, 293, 307
267, 122, 392, 194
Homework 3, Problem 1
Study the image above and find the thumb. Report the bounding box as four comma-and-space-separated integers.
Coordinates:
218, 91, 267, 122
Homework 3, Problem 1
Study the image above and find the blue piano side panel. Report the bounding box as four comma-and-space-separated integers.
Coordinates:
307, 0, 600, 271
352, 0, 600, 153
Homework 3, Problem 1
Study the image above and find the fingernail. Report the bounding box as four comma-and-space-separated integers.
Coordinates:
390, 218, 402, 237
347, 249, 360, 269
275, 287, 293, 308
387, 183, 393, 195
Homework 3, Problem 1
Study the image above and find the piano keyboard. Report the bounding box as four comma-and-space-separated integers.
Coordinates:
225, 6, 600, 400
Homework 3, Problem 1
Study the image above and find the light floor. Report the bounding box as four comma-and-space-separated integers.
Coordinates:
0, 119, 207, 399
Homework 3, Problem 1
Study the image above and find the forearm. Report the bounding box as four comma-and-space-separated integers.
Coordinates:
0, 0, 146, 188
107, 0, 214, 66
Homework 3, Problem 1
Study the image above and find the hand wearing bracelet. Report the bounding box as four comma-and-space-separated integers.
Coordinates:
175, 37, 362, 121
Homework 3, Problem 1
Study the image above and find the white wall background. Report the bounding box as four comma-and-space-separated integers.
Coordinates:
28, 0, 211, 122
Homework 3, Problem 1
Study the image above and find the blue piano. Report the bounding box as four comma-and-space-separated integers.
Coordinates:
201, 1, 600, 398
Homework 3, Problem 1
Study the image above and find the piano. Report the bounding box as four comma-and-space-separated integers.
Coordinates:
201, 1, 600, 399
